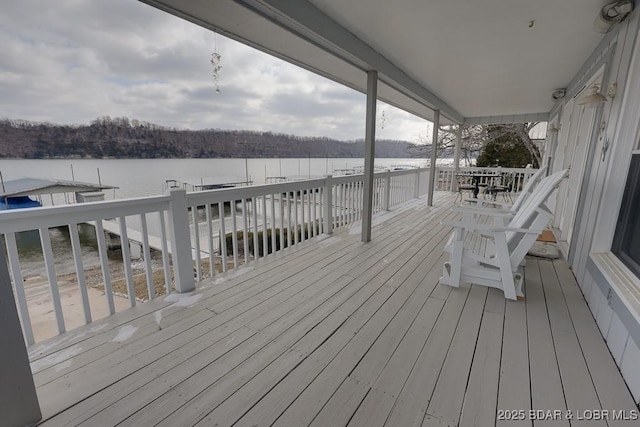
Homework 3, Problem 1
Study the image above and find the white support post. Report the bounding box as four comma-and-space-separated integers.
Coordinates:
362, 70, 378, 243
323, 175, 333, 235
452, 125, 462, 192
166, 188, 195, 293
0, 243, 42, 426
428, 109, 440, 206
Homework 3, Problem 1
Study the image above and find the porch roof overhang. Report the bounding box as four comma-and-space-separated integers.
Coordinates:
139, 0, 616, 125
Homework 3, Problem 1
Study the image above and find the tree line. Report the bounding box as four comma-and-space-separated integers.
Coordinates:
0, 117, 418, 159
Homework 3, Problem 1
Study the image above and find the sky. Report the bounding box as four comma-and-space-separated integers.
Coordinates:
0, 0, 432, 143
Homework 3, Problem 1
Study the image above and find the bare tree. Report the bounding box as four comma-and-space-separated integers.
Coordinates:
413, 122, 540, 167
413, 125, 486, 166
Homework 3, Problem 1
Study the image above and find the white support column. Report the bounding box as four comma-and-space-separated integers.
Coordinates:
166, 188, 195, 293
362, 70, 378, 243
452, 125, 462, 192
428, 109, 440, 206
0, 242, 42, 425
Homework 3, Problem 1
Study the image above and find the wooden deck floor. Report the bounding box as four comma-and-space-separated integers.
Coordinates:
29, 193, 638, 426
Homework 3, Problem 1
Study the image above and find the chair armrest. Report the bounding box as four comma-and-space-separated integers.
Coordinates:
442, 220, 543, 235
462, 198, 513, 209
452, 206, 514, 218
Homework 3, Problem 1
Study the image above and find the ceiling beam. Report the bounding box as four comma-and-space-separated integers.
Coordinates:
237, 0, 464, 123
464, 112, 550, 126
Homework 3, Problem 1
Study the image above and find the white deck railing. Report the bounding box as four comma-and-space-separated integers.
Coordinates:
1, 167, 439, 345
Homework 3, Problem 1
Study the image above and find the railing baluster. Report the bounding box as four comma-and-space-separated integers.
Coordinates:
311, 189, 317, 237
140, 213, 155, 300
191, 208, 202, 279
357, 181, 361, 220
336, 184, 340, 229
343, 183, 348, 225
262, 195, 268, 255
205, 204, 215, 277
270, 194, 277, 252
300, 191, 306, 241
5, 233, 34, 345
68, 223, 91, 324
39, 227, 65, 334
242, 199, 249, 264
231, 200, 238, 268
287, 194, 293, 248
293, 191, 299, 244
95, 220, 115, 314
318, 187, 324, 234
351, 182, 355, 222
218, 202, 228, 272
337, 184, 342, 227
159, 211, 172, 292
279, 194, 285, 250
118, 217, 136, 307
347, 183, 352, 225
252, 198, 259, 259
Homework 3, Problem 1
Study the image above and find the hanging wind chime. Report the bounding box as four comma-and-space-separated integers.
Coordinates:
210, 33, 222, 93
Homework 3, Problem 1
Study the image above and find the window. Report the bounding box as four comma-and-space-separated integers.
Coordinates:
612, 153, 640, 277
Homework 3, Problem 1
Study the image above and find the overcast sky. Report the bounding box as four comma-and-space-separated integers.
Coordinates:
0, 0, 432, 142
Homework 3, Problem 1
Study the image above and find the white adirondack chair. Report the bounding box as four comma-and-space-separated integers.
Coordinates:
440, 169, 568, 300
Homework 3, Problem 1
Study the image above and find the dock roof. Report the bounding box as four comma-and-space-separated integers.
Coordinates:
0, 178, 116, 198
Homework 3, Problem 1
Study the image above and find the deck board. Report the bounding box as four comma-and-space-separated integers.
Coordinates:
537, 259, 605, 427
32, 193, 639, 426
525, 260, 570, 427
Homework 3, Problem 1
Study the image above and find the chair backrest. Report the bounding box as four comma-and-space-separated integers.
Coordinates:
510, 165, 549, 212
505, 169, 569, 261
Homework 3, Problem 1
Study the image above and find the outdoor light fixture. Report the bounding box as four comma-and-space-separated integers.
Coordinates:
578, 84, 608, 107
551, 89, 566, 101
548, 123, 560, 133
594, 0, 634, 33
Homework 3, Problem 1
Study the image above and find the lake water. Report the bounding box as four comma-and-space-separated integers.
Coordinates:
0, 157, 431, 202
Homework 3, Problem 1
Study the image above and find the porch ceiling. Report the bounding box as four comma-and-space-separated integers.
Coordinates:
140, 0, 613, 124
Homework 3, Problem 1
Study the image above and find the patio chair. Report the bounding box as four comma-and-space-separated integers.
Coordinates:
454, 173, 476, 201
439, 169, 568, 300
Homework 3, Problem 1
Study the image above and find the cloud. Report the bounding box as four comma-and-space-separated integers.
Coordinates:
0, 0, 428, 142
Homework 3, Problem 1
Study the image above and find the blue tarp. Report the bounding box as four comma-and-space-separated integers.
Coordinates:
0, 196, 42, 210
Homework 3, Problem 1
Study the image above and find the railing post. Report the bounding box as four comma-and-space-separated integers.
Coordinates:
166, 188, 195, 293
414, 169, 420, 199
383, 170, 391, 211
323, 175, 333, 235
0, 241, 42, 425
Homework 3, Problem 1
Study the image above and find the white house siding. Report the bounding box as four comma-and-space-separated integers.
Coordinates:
553, 11, 640, 406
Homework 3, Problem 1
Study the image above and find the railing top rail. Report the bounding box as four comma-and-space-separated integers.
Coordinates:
439, 166, 539, 174
0, 194, 171, 234
186, 167, 431, 205
185, 177, 329, 206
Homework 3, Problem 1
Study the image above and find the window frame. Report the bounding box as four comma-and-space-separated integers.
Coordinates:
612, 152, 640, 278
